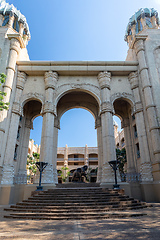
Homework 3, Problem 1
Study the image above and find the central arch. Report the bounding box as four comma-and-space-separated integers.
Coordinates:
56, 90, 101, 183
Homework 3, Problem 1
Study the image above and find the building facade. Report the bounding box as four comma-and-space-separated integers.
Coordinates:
0, 1, 160, 203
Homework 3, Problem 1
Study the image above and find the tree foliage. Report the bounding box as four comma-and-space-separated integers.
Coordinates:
116, 148, 127, 175
0, 73, 9, 111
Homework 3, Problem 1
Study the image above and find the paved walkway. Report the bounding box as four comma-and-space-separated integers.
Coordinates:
0, 204, 160, 240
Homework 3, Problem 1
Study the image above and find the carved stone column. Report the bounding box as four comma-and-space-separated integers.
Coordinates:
129, 72, 153, 182
134, 39, 160, 166
1, 72, 27, 184
84, 144, 89, 166
40, 71, 58, 184
0, 38, 21, 165
122, 118, 136, 174
16, 118, 33, 183
64, 144, 68, 168
98, 72, 115, 183
95, 116, 103, 183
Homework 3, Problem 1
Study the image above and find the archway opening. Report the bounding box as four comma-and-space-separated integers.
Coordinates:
113, 98, 139, 182
56, 91, 100, 183
14, 100, 42, 184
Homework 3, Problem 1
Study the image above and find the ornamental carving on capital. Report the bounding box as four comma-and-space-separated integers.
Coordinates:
101, 101, 113, 114
16, 71, 27, 90
42, 101, 56, 115
97, 71, 111, 89
44, 71, 58, 90
10, 37, 20, 53
128, 71, 139, 90
12, 102, 21, 115
134, 39, 145, 55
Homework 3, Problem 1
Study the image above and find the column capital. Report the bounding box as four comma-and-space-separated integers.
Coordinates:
97, 71, 111, 89
44, 71, 58, 90
12, 102, 21, 115
9, 37, 21, 54
134, 39, 145, 55
16, 71, 27, 90
42, 102, 56, 115
101, 101, 114, 114
128, 71, 139, 90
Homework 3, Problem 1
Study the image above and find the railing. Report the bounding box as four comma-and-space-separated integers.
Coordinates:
120, 172, 141, 183
57, 158, 64, 161
68, 158, 84, 161
88, 158, 98, 161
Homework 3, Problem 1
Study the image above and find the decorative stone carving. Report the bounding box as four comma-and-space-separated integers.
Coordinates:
134, 40, 145, 55
128, 71, 139, 90
42, 163, 55, 184
101, 101, 113, 114
1, 164, 14, 185
21, 93, 45, 108
101, 162, 114, 183
12, 102, 21, 115
42, 102, 56, 115
16, 72, 27, 90
140, 162, 153, 182
44, 71, 58, 90
97, 71, 111, 89
111, 92, 134, 103
9, 38, 20, 54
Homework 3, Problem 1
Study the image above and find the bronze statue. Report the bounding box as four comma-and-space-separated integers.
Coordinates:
72, 165, 88, 182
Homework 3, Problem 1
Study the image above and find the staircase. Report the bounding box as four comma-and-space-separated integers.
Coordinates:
4, 183, 149, 220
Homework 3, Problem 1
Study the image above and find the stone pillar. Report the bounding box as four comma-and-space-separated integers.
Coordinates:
84, 144, 89, 166
8, 15, 14, 28
95, 116, 103, 183
129, 72, 153, 182
16, 118, 32, 183
64, 144, 68, 168
134, 39, 160, 165
40, 71, 58, 184
98, 72, 115, 183
122, 118, 136, 173
0, 37, 21, 165
1, 72, 27, 184
53, 117, 60, 184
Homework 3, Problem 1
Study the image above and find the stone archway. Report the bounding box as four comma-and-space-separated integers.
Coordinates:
56, 90, 101, 183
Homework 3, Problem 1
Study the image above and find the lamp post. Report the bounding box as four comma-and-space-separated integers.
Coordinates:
36, 162, 48, 191
108, 160, 120, 189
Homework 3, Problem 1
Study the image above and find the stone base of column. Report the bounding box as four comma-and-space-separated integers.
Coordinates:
14, 170, 27, 184
96, 167, 102, 183
42, 164, 57, 184
1, 164, 14, 185
101, 163, 114, 183
140, 162, 153, 182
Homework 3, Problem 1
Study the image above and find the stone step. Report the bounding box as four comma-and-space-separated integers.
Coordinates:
3, 187, 148, 220
28, 195, 127, 201
4, 211, 146, 220
4, 204, 147, 213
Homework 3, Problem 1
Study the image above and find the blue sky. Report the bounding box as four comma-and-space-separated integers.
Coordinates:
7, 0, 160, 147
